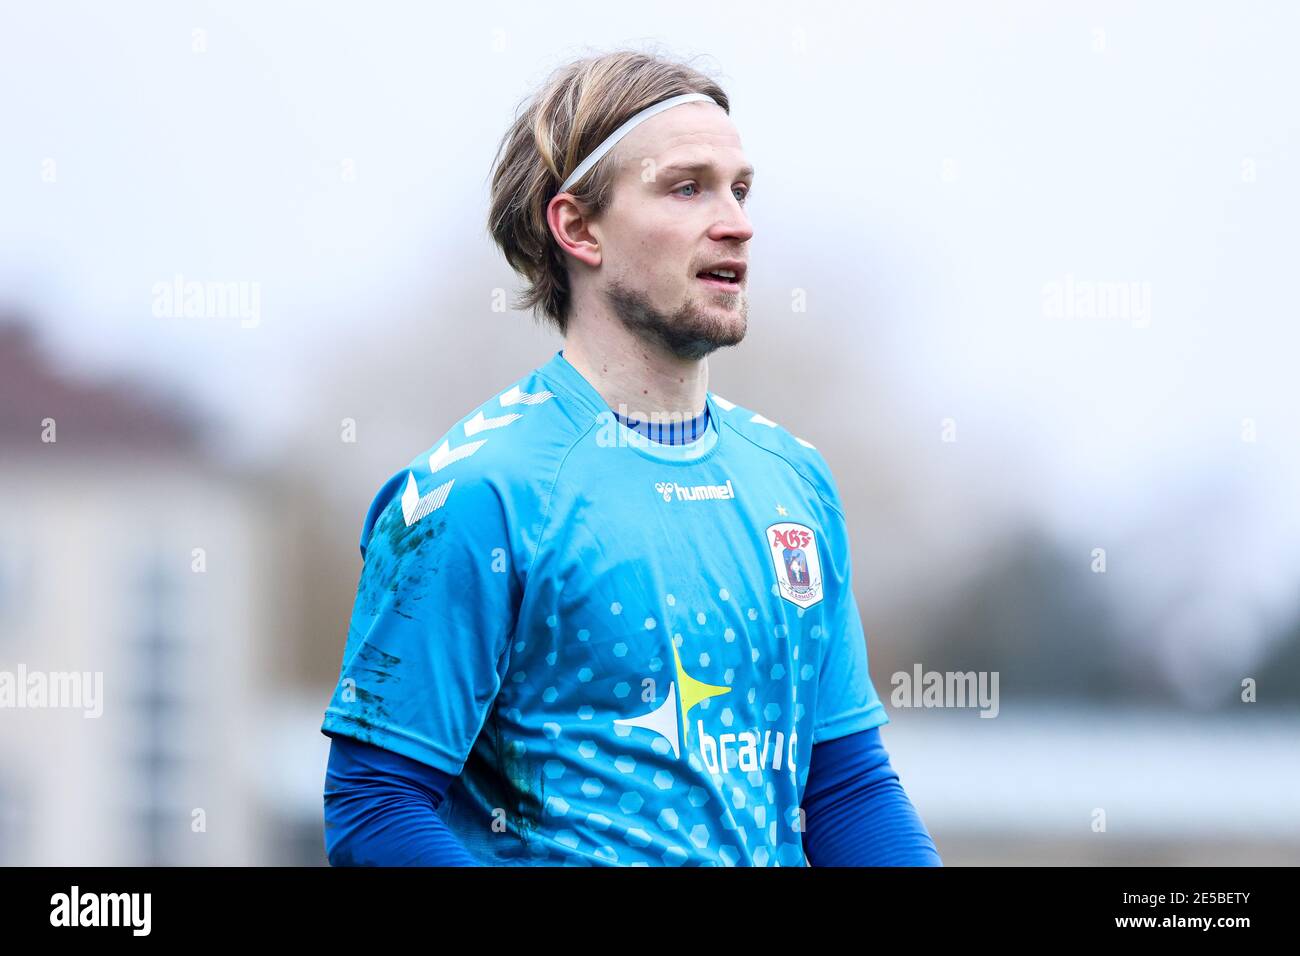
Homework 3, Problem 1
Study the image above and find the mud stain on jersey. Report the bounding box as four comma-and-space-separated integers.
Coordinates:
355, 498, 447, 619
469, 707, 546, 850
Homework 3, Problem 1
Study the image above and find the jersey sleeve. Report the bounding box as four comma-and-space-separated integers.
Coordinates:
809, 460, 890, 744
320, 462, 523, 775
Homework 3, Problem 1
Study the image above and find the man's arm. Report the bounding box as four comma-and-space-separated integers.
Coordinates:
802, 726, 942, 866
320, 458, 524, 861
323, 734, 481, 866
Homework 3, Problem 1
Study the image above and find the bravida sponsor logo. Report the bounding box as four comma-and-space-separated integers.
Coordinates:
615, 642, 802, 780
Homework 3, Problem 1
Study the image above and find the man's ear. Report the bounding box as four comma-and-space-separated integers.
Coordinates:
547, 193, 602, 269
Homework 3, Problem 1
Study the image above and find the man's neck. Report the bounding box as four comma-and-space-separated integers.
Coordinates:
561, 326, 709, 423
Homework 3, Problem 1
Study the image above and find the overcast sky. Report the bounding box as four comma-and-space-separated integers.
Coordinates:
3, 1, 1298, 676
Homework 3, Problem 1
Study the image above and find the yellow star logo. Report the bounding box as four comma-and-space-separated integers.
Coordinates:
672, 640, 730, 749
615, 640, 730, 759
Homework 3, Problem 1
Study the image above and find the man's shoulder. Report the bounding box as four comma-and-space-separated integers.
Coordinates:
710, 390, 843, 509
359, 363, 592, 554
408, 365, 587, 479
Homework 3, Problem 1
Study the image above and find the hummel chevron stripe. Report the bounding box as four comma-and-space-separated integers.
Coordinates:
401, 472, 455, 526
464, 410, 522, 435
499, 385, 555, 407
429, 438, 488, 474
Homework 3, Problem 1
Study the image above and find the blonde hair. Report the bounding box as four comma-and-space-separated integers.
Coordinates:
487, 49, 731, 335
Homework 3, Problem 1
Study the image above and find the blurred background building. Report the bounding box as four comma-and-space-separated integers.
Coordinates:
1, 1, 1297, 865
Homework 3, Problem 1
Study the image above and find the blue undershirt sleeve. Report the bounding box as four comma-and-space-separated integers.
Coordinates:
801, 726, 943, 866
323, 733, 482, 866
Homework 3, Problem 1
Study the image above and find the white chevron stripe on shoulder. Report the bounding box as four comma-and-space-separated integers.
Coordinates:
429, 438, 487, 474
499, 384, 555, 407
711, 391, 816, 449
401, 471, 455, 526
464, 409, 522, 436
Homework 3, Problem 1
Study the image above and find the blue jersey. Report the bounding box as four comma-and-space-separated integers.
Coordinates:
320, 348, 890, 866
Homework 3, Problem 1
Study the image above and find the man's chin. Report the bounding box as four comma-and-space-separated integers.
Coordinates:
668, 307, 747, 360
605, 280, 747, 360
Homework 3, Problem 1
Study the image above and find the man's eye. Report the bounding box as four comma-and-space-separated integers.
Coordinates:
674, 182, 751, 204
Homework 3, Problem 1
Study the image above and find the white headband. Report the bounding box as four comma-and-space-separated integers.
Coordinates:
556, 92, 719, 196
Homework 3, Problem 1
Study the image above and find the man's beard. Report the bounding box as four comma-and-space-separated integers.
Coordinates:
603, 278, 747, 361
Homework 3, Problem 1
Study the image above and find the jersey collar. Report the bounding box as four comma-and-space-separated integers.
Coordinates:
538, 348, 723, 464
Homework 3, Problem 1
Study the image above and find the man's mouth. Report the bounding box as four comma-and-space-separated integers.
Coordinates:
696, 267, 743, 289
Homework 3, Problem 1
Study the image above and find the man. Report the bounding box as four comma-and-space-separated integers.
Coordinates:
320, 49, 941, 867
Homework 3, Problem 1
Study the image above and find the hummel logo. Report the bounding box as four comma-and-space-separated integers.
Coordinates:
654, 479, 736, 503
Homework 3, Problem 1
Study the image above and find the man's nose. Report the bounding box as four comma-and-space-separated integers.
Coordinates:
708, 193, 753, 243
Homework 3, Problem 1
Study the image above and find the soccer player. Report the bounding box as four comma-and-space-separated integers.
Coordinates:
320, 50, 941, 867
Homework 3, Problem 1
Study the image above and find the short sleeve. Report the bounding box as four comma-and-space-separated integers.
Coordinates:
810, 482, 890, 744
320, 464, 523, 775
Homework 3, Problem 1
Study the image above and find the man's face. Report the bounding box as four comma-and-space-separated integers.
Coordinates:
580, 101, 754, 361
